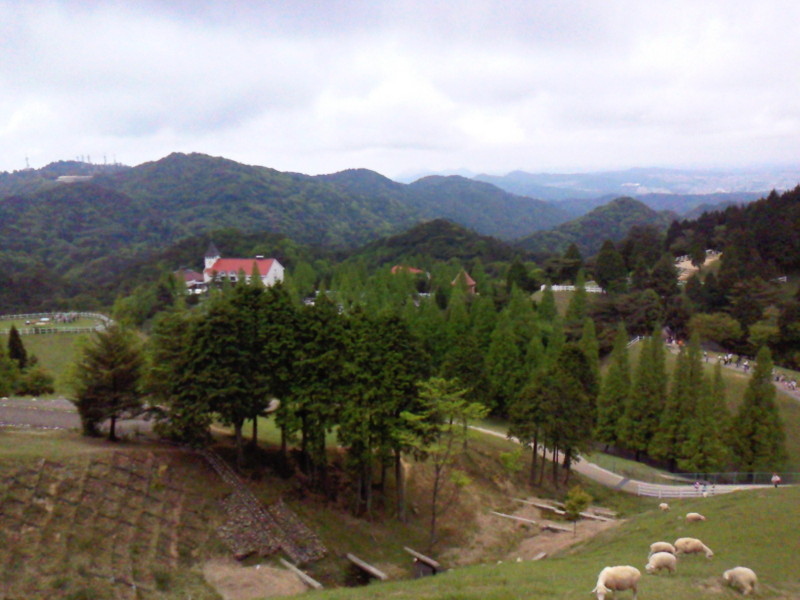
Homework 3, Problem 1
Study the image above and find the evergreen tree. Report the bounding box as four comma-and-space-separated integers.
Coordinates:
649, 253, 680, 300
71, 324, 144, 441
484, 309, 523, 415
595, 323, 630, 448
561, 243, 584, 282
617, 334, 666, 460
508, 378, 547, 487
0, 345, 20, 397
537, 284, 558, 322
731, 347, 787, 473
564, 270, 588, 338
594, 240, 627, 293
7, 325, 27, 370
578, 318, 600, 390
678, 369, 731, 473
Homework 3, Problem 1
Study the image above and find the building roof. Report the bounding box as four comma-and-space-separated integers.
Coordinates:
205, 258, 276, 277
391, 265, 425, 275
452, 270, 476, 287
205, 242, 221, 258
175, 268, 205, 283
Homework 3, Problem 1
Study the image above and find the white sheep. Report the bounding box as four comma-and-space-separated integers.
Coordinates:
658, 502, 669, 511
685, 512, 706, 522
722, 566, 757, 595
592, 565, 641, 600
674, 537, 714, 558
648, 541, 676, 556
645, 551, 677, 574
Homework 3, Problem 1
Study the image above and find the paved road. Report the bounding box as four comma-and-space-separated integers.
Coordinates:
0, 397, 154, 436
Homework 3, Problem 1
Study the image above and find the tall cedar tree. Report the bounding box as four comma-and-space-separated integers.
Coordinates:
71, 324, 144, 441
484, 309, 523, 415
594, 240, 627, 293
339, 311, 427, 517
7, 325, 27, 369
731, 347, 787, 473
617, 333, 666, 460
595, 323, 630, 449
289, 295, 349, 491
564, 270, 588, 335
508, 376, 547, 487
147, 308, 213, 446
187, 274, 271, 466
649, 335, 703, 469
678, 364, 731, 473
552, 344, 597, 484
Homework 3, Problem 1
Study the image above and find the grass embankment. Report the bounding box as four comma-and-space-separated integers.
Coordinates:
309, 486, 800, 600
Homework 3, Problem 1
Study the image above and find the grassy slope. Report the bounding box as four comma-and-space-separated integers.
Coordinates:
307, 486, 800, 600
0, 332, 88, 395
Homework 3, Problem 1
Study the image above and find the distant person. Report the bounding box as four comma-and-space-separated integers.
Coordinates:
771, 473, 781, 488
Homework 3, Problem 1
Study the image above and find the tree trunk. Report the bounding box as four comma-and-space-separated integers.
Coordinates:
109, 416, 118, 442
562, 448, 572, 485
251, 417, 258, 448
529, 430, 539, 487
395, 450, 407, 523
280, 425, 287, 457
552, 445, 559, 487
429, 465, 441, 550
234, 419, 244, 469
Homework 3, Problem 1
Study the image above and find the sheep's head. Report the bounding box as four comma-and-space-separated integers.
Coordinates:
645, 563, 655, 574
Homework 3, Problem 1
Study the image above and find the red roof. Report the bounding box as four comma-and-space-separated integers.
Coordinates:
452, 270, 476, 287
176, 269, 204, 283
391, 265, 424, 275
205, 258, 275, 278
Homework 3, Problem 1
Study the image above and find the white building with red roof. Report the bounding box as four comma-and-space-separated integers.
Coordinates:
202, 243, 284, 287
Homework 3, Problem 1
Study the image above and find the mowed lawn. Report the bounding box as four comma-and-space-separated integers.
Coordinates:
0, 332, 88, 395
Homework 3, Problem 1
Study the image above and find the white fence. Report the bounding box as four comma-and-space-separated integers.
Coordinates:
540, 284, 604, 293
0, 312, 113, 335
636, 482, 766, 498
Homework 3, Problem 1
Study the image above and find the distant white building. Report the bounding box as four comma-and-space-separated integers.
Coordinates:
201, 243, 284, 287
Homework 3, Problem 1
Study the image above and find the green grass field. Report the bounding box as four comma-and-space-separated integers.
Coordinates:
0, 332, 89, 395
306, 486, 800, 600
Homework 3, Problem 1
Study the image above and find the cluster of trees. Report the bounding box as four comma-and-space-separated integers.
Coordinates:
74, 273, 488, 538
668, 186, 800, 367
0, 326, 55, 397
596, 327, 786, 474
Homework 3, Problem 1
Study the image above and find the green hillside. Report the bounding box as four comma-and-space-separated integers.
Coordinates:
516, 197, 676, 257
312, 487, 800, 600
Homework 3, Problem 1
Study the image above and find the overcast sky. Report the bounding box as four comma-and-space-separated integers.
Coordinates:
2, 1, 799, 179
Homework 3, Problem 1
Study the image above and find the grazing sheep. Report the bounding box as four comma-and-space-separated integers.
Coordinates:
645, 551, 677, 574
685, 512, 706, 522
592, 565, 641, 600
659, 502, 669, 511
674, 537, 714, 558
723, 566, 757, 595
648, 541, 676, 556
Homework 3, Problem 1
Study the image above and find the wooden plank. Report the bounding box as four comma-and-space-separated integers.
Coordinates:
346, 553, 388, 581
540, 522, 571, 533
279, 558, 324, 590
403, 546, 441, 570
513, 498, 566, 515
532, 552, 547, 561
490, 511, 538, 525
579, 511, 613, 522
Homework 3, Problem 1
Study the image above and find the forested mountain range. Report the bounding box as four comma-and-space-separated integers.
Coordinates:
515, 197, 676, 257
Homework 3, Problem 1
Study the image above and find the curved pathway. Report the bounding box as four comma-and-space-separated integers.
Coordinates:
470, 426, 768, 497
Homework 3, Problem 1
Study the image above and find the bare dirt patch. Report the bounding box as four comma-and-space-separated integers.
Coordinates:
442, 498, 621, 566
203, 558, 307, 600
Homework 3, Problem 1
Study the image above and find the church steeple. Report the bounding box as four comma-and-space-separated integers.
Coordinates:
204, 242, 220, 270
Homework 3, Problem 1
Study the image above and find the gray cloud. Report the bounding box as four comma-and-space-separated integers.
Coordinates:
1, 1, 799, 178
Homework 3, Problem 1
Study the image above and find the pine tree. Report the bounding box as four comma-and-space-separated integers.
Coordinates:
484, 309, 523, 415
732, 347, 787, 474
578, 317, 600, 387
595, 323, 629, 448
0, 345, 20, 397
617, 335, 665, 460
71, 324, 144, 440
594, 240, 627, 293
564, 270, 588, 330
7, 325, 27, 370
678, 371, 731, 473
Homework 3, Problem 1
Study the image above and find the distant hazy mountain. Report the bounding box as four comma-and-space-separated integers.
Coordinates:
405, 175, 571, 239
476, 167, 799, 201
515, 197, 676, 257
